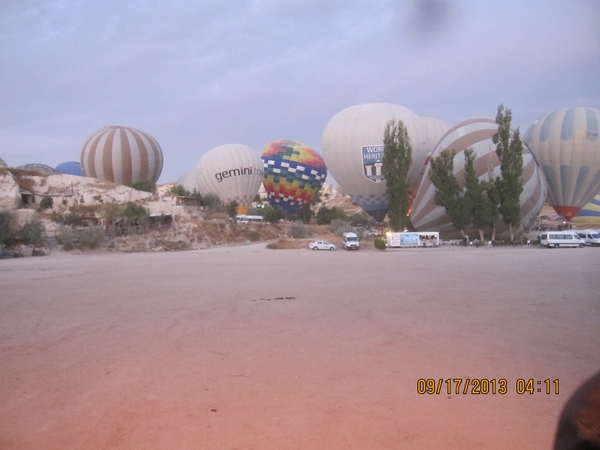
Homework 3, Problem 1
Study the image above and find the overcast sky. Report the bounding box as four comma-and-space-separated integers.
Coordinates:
1, 0, 599, 183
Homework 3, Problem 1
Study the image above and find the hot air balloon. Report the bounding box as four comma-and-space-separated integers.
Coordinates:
321, 103, 426, 222
80, 125, 163, 185
175, 171, 198, 193
411, 118, 547, 238
409, 116, 452, 203
573, 191, 600, 224
17, 163, 57, 173
55, 161, 83, 176
195, 144, 263, 215
524, 107, 600, 221
261, 140, 327, 215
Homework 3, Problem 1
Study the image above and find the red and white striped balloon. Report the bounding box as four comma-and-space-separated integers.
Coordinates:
411, 117, 547, 238
80, 126, 163, 185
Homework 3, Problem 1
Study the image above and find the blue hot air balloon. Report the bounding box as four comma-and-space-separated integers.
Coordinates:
55, 161, 83, 176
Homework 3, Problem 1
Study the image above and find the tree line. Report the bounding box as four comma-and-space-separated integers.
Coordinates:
383, 104, 524, 242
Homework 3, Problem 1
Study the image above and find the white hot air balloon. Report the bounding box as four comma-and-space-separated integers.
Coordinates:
195, 144, 264, 214
80, 125, 163, 185
525, 107, 600, 221
175, 171, 198, 193
411, 117, 547, 238
321, 103, 426, 222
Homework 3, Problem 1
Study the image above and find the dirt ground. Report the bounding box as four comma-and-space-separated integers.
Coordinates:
1, 244, 599, 449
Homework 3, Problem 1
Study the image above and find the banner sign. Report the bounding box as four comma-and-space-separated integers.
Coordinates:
361, 145, 384, 183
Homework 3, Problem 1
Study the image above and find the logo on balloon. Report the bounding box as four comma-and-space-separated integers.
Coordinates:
361, 145, 384, 183
215, 166, 264, 183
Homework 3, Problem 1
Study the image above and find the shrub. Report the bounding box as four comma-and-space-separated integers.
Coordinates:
374, 237, 387, 251
56, 225, 105, 251
77, 226, 105, 249
122, 202, 149, 226
316, 206, 348, 225
98, 203, 122, 227
330, 219, 352, 236
171, 185, 191, 197
51, 208, 84, 226
262, 205, 285, 223
289, 204, 313, 223
0, 210, 13, 245
247, 207, 266, 216
17, 219, 45, 246
351, 211, 374, 227
56, 226, 76, 251
226, 200, 239, 219
131, 179, 156, 193
40, 196, 53, 209
202, 193, 223, 211
288, 221, 309, 238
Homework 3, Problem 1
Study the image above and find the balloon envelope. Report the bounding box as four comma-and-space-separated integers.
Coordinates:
55, 161, 83, 176
17, 163, 57, 173
412, 117, 547, 238
261, 140, 327, 215
573, 191, 600, 224
321, 103, 424, 222
195, 144, 263, 214
80, 125, 163, 185
524, 107, 600, 221
175, 171, 198, 193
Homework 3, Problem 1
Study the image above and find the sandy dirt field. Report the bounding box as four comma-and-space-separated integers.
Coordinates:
1, 244, 599, 449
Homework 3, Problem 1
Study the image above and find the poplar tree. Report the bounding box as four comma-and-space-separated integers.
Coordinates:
464, 148, 493, 242
383, 119, 412, 231
429, 149, 472, 241
492, 104, 524, 242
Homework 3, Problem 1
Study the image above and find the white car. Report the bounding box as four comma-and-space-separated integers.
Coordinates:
309, 240, 336, 251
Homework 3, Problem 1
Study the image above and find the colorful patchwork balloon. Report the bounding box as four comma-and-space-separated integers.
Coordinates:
262, 140, 327, 215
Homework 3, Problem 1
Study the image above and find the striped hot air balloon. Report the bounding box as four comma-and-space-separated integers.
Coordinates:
524, 107, 600, 221
411, 118, 547, 238
80, 126, 163, 185
261, 140, 327, 215
573, 191, 600, 223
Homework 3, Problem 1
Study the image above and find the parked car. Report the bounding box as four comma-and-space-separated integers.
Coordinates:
309, 240, 336, 251
0, 248, 22, 259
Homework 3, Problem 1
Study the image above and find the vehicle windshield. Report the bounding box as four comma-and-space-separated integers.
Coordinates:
591, 233, 600, 239
347, 237, 358, 241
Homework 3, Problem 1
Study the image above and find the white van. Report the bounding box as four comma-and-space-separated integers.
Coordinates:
575, 230, 600, 246
235, 215, 264, 224
539, 231, 585, 248
342, 232, 360, 250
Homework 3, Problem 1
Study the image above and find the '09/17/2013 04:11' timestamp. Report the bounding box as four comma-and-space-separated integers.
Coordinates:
416, 378, 560, 395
